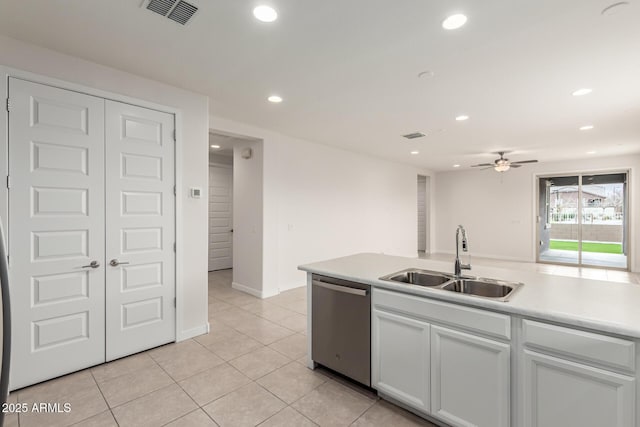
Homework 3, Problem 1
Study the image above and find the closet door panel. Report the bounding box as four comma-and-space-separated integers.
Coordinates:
8, 78, 106, 389
104, 100, 176, 361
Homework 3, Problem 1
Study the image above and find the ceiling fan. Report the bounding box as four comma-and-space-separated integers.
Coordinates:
470, 151, 538, 172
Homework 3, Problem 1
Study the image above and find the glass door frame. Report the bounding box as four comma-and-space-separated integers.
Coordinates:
535, 169, 630, 271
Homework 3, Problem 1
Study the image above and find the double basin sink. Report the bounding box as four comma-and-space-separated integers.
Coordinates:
379, 269, 523, 302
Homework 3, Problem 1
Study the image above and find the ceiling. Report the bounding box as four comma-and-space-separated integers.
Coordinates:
2, 0, 639, 170
209, 132, 248, 157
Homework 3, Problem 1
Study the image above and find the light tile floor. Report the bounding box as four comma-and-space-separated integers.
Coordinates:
6, 269, 436, 427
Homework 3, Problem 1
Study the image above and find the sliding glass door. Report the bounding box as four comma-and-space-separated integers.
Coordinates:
538, 172, 628, 270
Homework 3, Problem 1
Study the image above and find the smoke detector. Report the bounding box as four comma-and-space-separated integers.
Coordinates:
142, 0, 199, 25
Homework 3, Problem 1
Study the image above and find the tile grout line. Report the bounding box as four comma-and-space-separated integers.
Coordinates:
187, 363, 253, 409
88, 370, 112, 422
95, 363, 177, 409
159, 378, 205, 427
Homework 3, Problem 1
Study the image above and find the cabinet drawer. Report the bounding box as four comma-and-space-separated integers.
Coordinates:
373, 288, 510, 340
522, 319, 636, 372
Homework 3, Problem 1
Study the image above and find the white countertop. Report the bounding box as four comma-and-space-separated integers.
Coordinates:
299, 253, 640, 339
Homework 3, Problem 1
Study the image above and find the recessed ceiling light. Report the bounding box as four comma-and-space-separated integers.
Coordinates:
580, 125, 594, 131
572, 88, 592, 96
586, 150, 597, 154
411, 151, 420, 155
453, 164, 461, 168
442, 14, 468, 30
253, 5, 278, 22
210, 145, 220, 149
455, 115, 469, 121
267, 95, 283, 103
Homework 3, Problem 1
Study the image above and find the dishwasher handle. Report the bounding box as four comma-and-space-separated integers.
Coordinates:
312, 279, 368, 297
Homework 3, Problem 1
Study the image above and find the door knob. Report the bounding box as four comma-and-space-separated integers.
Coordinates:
109, 259, 130, 267
81, 260, 100, 269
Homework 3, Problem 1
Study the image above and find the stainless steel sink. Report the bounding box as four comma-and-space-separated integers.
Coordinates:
379, 269, 523, 302
442, 278, 522, 302
379, 269, 453, 287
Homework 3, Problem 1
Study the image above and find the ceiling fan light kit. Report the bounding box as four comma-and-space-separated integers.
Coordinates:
494, 163, 511, 173
471, 151, 538, 173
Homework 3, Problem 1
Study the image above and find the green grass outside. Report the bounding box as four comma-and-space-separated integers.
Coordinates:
549, 240, 623, 254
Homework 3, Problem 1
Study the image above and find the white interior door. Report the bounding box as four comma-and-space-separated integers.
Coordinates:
105, 100, 175, 361
8, 78, 106, 389
208, 165, 233, 271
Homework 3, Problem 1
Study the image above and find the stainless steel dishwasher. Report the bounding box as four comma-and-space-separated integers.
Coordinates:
311, 274, 371, 386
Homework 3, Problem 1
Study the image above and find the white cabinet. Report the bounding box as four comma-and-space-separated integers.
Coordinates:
372, 288, 512, 426
521, 320, 637, 427
522, 350, 635, 427
369, 287, 639, 427
372, 308, 430, 412
431, 325, 510, 427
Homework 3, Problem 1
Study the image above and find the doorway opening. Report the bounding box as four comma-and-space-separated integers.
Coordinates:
537, 172, 629, 270
208, 132, 235, 272
418, 175, 430, 256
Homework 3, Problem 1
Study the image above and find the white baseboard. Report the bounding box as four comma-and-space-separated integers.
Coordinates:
232, 281, 280, 299
232, 281, 261, 297
278, 282, 306, 292
178, 322, 209, 341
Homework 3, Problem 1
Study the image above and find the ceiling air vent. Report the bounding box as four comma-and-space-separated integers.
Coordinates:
168, 1, 198, 24
146, 0, 176, 16
402, 132, 426, 139
144, 0, 198, 25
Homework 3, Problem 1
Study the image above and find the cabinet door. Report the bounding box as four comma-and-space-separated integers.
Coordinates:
372, 308, 430, 412
523, 350, 635, 427
431, 325, 510, 427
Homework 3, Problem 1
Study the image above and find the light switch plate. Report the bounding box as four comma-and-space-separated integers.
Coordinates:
190, 187, 202, 198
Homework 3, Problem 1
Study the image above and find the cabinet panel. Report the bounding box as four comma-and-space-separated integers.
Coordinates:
523, 350, 635, 427
372, 308, 430, 412
431, 325, 510, 427
373, 288, 510, 340
523, 319, 635, 372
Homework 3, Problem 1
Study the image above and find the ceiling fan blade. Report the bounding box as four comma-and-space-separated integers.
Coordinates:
511, 159, 538, 164
510, 164, 522, 168
471, 163, 493, 167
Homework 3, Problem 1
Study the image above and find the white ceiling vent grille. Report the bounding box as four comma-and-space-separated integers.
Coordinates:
144, 0, 198, 25
402, 132, 426, 139
168, 1, 198, 24
146, 0, 176, 16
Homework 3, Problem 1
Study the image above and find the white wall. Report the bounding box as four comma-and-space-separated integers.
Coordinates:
232, 140, 265, 296
210, 116, 435, 294
274, 134, 433, 290
209, 153, 233, 165
434, 155, 640, 272
0, 34, 210, 338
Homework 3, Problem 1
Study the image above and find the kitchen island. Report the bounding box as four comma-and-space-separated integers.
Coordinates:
299, 253, 640, 427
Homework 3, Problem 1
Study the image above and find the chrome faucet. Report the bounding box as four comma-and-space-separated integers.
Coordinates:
454, 225, 471, 278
